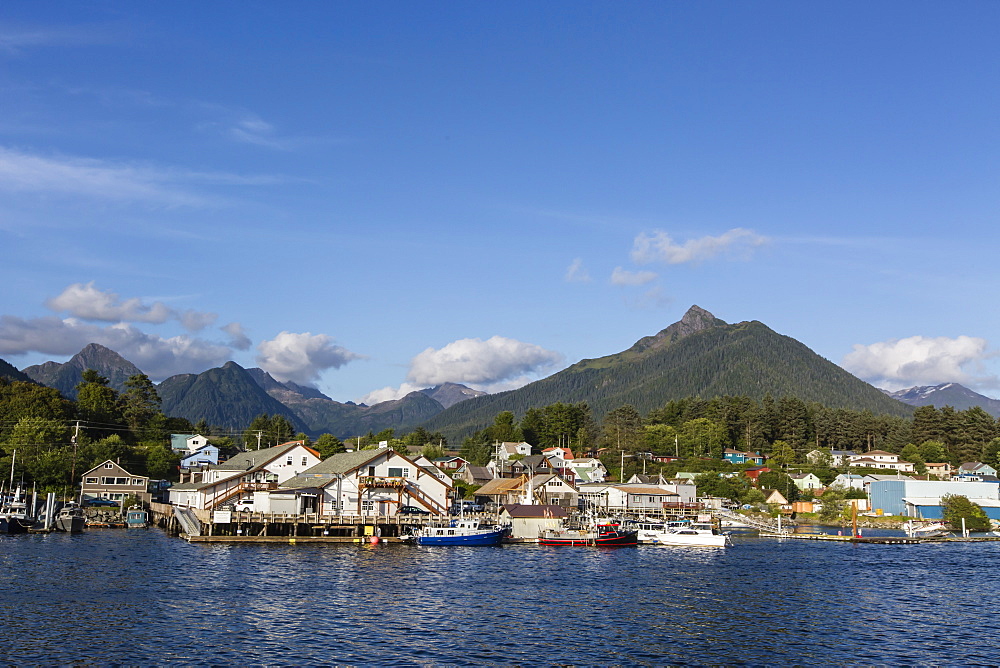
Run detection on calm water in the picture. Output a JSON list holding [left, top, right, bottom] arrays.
[[3, 527, 998, 666]]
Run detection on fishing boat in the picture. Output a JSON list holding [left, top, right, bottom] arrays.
[[1, 486, 34, 535], [903, 520, 949, 538], [125, 505, 149, 529], [54, 502, 86, 533], [633, 519, 689, 544], [654, 521, 730, 547], [539, 521, 638, 547], [405, 519, 508, 546]]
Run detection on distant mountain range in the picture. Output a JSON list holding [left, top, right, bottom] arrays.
[[4, 305, 928, 441], [883, 383, 1000, 418]]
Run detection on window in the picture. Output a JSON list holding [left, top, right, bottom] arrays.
[[286, 456, 293, 465], [85, 477, 98, 484], [132, 478, 143, 486], [104, 463, 113, 469], [361, 500, 374, 512], [388, 467, 409, 478], [301, 457, 308, 466]]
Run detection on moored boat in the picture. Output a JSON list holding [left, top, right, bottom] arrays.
[[539, 522, 638, 547], [125, 505, 149, 529], [54, 502, 86, 533], [1, 487, 34, 535], [406, 519, 508, 546], [904, 520, 949, 538], [654, 521, 730, 547]]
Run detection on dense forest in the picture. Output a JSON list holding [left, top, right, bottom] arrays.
[[3, 368, 999, 497]]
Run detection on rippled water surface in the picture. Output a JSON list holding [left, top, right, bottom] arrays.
[[3, 528, 999, 665]]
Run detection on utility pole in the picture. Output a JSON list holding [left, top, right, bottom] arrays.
[[256, 431, 263, 451]]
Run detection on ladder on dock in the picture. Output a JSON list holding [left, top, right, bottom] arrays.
[[714, 508, 791, 535]]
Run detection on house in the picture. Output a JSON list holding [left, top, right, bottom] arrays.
[[168, 440, 322, 510], [275, 447, 451, 517], [789, 472, 823, 491], [476, 474, 578, 508], [171, 433, 210, 454], [957, 462, 998, 478], [744, 466, 771, 482], [455, 465, 494, 487], [577, 483, 682, 513], [831, 473, 866, 491], [848, 450, 915, 473], [542, 446, 575, 464], [180, 443, 221, 468], [565, 458, 608, 484], [432, 455, 468, 472], [509, 455, 553, 477], [723, 449, 764, 465], [762, 489, 788, 506], [806, 449, 857, 466], [500, 503, 568, 540], [81, 460, 150, 504], [495, 441, 533, 462], [925, 462, 952, 479]]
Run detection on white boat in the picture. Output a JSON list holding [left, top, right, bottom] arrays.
[[55, 502, 86, 533], [654, 521, 730, 547], [904, 520, 949, 538], [633, 519, 690, 544]]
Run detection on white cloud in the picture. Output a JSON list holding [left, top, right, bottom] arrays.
[[842, 335, 996, 391], [221, 322, 252, 351], [565, 258, 592, 283], [360, 382, 425, 406], [610, 267, 658, 286], [631, 228, 768, 265], [0, 315, 232, 380], [256, 331, 365, 385], [407, 336, 563, 388], [45, 282, 217, 331]]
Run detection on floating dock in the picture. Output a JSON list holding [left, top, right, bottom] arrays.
[[760, 532, 1000, 544]]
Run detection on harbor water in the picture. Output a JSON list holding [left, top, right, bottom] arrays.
[[3, 527, 997, 666]]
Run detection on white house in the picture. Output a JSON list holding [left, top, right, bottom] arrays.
[[168, 440, 322, 510], [565, 457, 608, 484], [849, 450, 914, 473], [476, 473, 578, 508], [577, 483, 681, 512], [495, 441, 533, 461], [275, 447, 452, 517]]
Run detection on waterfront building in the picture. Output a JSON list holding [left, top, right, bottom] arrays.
[[499, 503, 568, 539], [276, 447, 451, 517], [476, 473, 579, 508], [81, 460, 151, 505], [867, 477, 1000, 519], [577, 483, 682, 513], [167, 440, 321, 510]]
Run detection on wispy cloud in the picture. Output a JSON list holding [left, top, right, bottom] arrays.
[[631, 228, 768, 265], [0, 146, 282, 207], [0, 25, 112, 54], [565, 258, 592, 283], [610, 267, 658, 286]]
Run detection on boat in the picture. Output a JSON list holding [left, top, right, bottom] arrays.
[[54, 502, 86, 533], [125, 505, 149, 529], [539, 521, 638, 547], [904, 520, 949, 538], [654, 521, 730, 547], [406, 519, 508, 546], [1, 486, 35, 535], [633, 519, 689, 544]]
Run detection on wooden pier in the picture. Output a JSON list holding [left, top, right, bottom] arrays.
[[760, 532, 1000, 544]]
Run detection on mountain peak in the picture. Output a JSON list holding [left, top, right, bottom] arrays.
[[628, 305, 727, 355]]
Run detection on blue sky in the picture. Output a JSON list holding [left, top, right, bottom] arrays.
[[3, 2, 1000, 404]]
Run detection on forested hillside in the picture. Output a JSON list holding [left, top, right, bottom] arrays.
[[423, 307, 911, 442]]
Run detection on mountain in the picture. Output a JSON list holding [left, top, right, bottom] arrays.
[[884, 383, 1000, 418], [21, 343, 143, 399], [420, 382, 487, 409], [420, 305, 913, 441], [0, 357, 36, 384], [158, 361, 307, 432], [245, 367, 446, 439]]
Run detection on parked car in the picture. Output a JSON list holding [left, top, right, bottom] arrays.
[[232, 500, 255, 512], [398, 505, 431, 515], [450, 501, 484, 514], [84, 498, 119, 507]]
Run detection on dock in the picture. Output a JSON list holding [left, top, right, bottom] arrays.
[[760, 532, 1000, 544]]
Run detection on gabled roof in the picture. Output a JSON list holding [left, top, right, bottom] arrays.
[[476, 477, 527, 496], [302, 447, 392, 476], [464, 466, 493, 481], [209, 441, 313, 473], [612, 485, 679, 496], [501, 503, 568, 519], [859, 450, 896, 457], [81, 459, 142, 478]]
